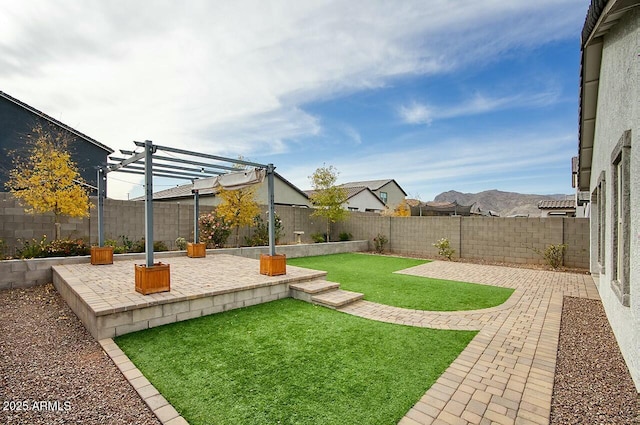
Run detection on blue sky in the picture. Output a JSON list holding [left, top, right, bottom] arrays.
[[0, 1, 588, 200]]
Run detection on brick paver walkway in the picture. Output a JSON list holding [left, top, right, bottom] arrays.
[[338, 261, 599, 425]]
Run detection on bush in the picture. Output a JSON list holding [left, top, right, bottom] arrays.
[[175, 237, 188, 250], [104, 239, 126, 254], [533, 243, 567, 269], [245, 214, 284, 246], [15, 236, 90, 259], [338, 232, 352, 241], [130, 238, 146, 253], [153, 241, 169, 252], [311, 233, 326, 243], [373, 234, 388, 254], [199, 209, 231, 248], [433, 238, 455, 261], [16, 236, 48, 259], [45, 239, 90, 257], [0, 239, 7, 259]]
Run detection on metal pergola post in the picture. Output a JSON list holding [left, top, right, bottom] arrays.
[[193, 189, 200, 243], [97, 167, 105, 247], [267, 164, 276, 256], [144, 140, 155, 267]]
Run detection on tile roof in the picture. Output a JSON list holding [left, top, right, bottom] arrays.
[[339, 179, 408, 196], [537, 199, 576, 209], [0, 90, 113, 153]]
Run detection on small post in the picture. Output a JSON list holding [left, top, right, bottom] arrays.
[[193, 189, 200, 243], [144, 140, 155, 267], [97, 167, 105, 247], [267, 164, 276, 256]]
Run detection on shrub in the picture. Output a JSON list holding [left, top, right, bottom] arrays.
[[153, 241, 169, 252], [45, 239, 90, 257], [130, 238, 146, 253], [338, 232, 352, 241], [533, 243, 567, 269], [433, 238, 455, 261], [373, 234, 388, 254], [175, 237, 188, 250], [311, 233, 326, 243], [16, 236, 48, 259], [245, 214, 284, 246], [104, 239, 126, 254], [199, 209, 231, 248], [0, 239, 7, 259]]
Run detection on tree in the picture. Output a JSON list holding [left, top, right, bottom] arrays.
[[216, 185, 260, 248], [5, 124, 91, 240], [308, 165, 349, 242], [393, 199, 411, 217]]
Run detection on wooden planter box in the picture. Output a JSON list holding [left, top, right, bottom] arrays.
[[260, 254, 286, 276], [187, 242, 206, 258], [135, 263, 171, 295], [91, 246, 114, 265]]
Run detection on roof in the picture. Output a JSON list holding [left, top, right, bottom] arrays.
[[134, 171, 308, 201], [339, 179, 408, 196], [0, 90, 113, 154], [577, 0, 640, 191], [305, 185, 386, 207], [537, 199, 576, 210]]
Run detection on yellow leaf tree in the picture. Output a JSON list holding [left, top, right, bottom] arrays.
[[216, 186, 260, 248], [392, 199, 411, 217], [5, 124, 91, 240]]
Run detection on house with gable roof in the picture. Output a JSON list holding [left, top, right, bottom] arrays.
[[338, 179, 407, 211], [577, 0, 640, 390], [134, 171, 310, 208], [0, 91, 113, 193]]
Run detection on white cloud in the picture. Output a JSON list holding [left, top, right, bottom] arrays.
[[399, 88, 562, 124]]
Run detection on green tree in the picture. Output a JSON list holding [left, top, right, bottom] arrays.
[[5, 124, 91, 240], [308, 165, 349, 242]]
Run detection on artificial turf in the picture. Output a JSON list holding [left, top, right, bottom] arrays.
[[115, 299, 477, 425], [287, 253, 513, 311]]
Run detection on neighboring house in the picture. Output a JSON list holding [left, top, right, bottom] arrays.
[[0, 91, 113, 193], [134, 172, 310, 207], [408, 200, 474, 217], [304, 186, 386, 213], [537, 199, 576, 217], [577, 0, 639, 390], [339, 179, 407, 211], [571, 156, 591, 217]]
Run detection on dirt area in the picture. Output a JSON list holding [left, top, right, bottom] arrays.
[[0, 284, 160, 425]]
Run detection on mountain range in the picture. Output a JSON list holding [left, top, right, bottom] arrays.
[[432, 190, 573, 217]]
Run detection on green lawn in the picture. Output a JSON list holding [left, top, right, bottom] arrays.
[[116, 299, 477, 425], [288, 253, 513, 311]]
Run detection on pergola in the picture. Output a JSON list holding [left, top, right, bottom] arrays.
[[97, 140, 277, 268]]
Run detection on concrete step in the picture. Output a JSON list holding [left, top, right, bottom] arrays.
[[311, 289, 364, 309], [290, 280, 340, 294]]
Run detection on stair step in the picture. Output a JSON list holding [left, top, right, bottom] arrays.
[[311, 289, 364, 309], [290, 280, 340, 294]]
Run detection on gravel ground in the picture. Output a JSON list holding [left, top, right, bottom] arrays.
[[0, 284, 160, 425], [1, 284, 638, 424], [550, 296, 639, 424]]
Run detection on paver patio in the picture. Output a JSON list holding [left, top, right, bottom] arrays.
[[338, 261, 599, 425]]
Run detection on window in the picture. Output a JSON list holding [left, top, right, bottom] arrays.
[[380, 192, 388, 204], [596, 171, 606, 272], [610, 130, 631, 306]]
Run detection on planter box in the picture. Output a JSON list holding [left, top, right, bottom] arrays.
[[135, 263, 171, 295], [91, 246, 114, 265], [187, 242, 206, 258], [260, 254, 286, 276]]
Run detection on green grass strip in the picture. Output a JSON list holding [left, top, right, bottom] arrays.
[[288, 253, 513, 311], [116, 299, 476, 425]]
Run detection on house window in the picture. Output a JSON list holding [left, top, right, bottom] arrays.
[[610, 130, 631, 307], [596, 171, 606, 272], [380, 192, 388, 204]]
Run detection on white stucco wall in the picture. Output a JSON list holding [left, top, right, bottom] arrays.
[[589, 8, 639, 390], [345, 190, 385, 212]]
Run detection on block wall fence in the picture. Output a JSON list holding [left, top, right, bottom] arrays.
[[0, 192, 589, 269]]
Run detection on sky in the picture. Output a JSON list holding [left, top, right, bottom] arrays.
[[1, 0, 589, 201]]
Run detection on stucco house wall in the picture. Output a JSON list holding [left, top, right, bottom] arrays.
[[372, 180, 406, 210], [345, 190, 385, 212], [584, 5, 639, 389]]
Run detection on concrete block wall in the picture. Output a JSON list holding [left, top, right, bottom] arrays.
[[563, 218, 590, 269]]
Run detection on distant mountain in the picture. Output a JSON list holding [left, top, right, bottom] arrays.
[[432, 190, 572, 217]]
